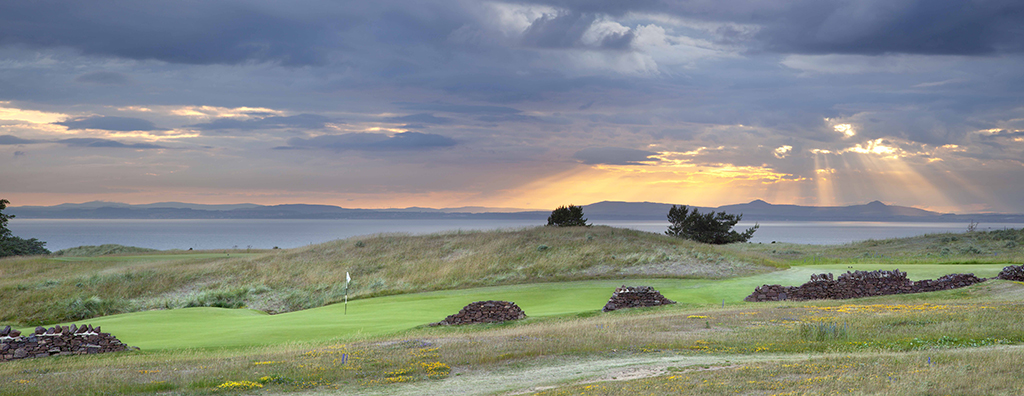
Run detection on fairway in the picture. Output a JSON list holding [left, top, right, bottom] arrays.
[[36, 263, 1007, 351]]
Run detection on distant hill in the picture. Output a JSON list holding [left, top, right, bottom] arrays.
[[8, 200, 1024, 222]]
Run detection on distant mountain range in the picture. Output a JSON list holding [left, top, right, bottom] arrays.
[[8, 200, 1024, 223]]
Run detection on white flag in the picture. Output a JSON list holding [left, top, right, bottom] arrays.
[[346, 272, 351, 284]]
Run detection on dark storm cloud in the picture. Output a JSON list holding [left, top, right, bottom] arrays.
[[755, 0, 1024, 55], [526, 0, 1024, 55], [57, 138, 166, 149], [573, 147, 658, 165], [521, 11, 635, 50], [384, 113, 453, 125], [0, 1, 335, 65], [283, 132, 457, 151], [74, 71, 130, 85], [55, 116, 163, 132], [0, 135, 39, 145], [188, 114, 339, 131]]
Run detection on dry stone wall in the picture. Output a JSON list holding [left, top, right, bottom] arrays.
[[745, 270, 987, 302], [602, 286, 676, 312], [997, 264, 1024, 281], [430, 301, 526, 326], [1, 324, 133, 362]]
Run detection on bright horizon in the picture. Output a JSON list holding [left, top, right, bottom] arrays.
[[2, 2, 1022, 215]]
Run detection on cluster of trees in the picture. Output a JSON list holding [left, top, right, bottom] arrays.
[[0, 199, 50, 258], [547, 203, 757, 244]]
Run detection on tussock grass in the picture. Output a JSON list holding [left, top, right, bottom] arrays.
[[0, 226, 775, 325], [53, 244, 158, 257]]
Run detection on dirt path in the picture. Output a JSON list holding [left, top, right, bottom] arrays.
[[281, 353, 805, 396], [272, 345, 1024, 395]]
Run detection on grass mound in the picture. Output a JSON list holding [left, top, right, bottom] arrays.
[[0, 226, 775, 325], [53, 244, 158, 257]]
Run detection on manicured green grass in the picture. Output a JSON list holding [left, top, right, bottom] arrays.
[[18, 263, 1007, 351]]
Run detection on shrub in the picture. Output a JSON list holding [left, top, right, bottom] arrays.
[[58, 296, 125, 321], [799, 321, 848, 341], [0, 236, 51, 257], [665, 205, 758, 244], [546, 205, 589, 227], [184, 288, 251, 309]]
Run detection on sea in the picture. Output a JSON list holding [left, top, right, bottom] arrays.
[[9, 219, 1024, 252]]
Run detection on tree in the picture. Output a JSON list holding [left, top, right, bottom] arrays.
[[665, 205, 758, 244], [0, 199, 50, 257], [547, 204, 590, 227], [0, 198, 13, 239]]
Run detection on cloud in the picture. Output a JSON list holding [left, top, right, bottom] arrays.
[[754, 0, 1024, 56], [384, 113, 453, 125], [0, 134, 39, 145], [525, 0, 1024, 56], [283, 132, 457, 151], [394, 102, 522, 115], [573, 147, 658, 165], [0, 1, 333, 65], [188, 114, 339, 131], [74, 71, 130, 85], [57, 138, 166, 149], [521, 11, 636, 50], [13, 151, 25, 157], [55, 116, 162, 131]]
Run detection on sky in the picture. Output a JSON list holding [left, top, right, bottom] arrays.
[[1, 0, 1023, 213]]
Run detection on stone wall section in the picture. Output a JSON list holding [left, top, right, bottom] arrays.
[[1, 324, 132, 362], [602, 285, 676, 312], [430, 301, 526, 326], [745, 270, 987, 302], [997, 264, 1024, 281]]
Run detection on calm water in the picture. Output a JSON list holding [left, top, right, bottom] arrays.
[[8, 218, 1024, 251]]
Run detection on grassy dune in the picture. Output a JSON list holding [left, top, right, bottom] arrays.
[[0, 226, 775, 325], [4, 225, 1019, 326]]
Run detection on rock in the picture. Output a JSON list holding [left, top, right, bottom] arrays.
[[602, 286, 676, 312], [431, 301, 527, 326], [745, 269, 987, 302]]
